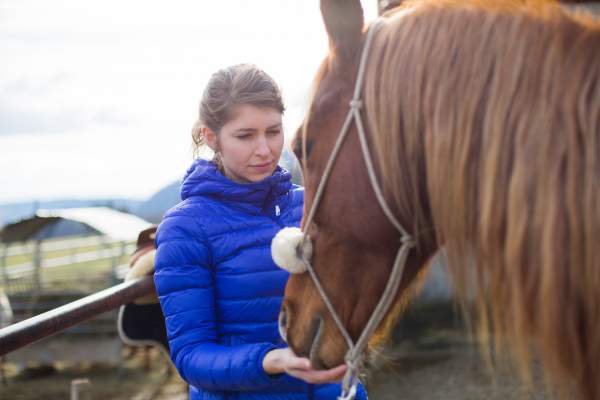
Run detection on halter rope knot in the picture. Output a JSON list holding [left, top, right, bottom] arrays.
[[349, 99, 363, 110]]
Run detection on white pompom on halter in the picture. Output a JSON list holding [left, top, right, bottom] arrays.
[[271, 227, 312, 274]]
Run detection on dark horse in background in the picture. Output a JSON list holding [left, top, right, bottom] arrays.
[[281, 1, 600, 399]]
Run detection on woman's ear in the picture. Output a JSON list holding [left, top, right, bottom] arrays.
[[202, 127, 218, 151]]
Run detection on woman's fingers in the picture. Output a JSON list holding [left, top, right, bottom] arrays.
[[278, 348, 347, 383], [278, 348, 311, 370], [286, 363, 347, 384], [285, 356, 311, 370]]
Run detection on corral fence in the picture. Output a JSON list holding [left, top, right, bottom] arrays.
[[0, 234, 146, 363], [1, 235, 133, 296], [0, 275, 154, 356]]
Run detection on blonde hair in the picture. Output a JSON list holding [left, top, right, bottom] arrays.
[[191, 64, 285, 157]]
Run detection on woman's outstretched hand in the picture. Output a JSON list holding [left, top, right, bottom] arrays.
[[262, 348, 347, 384]]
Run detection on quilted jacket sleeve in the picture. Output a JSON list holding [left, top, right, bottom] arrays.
[[154, 212, 283, 392]]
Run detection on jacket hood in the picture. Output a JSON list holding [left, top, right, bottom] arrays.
[[180, 158, 293, 206]]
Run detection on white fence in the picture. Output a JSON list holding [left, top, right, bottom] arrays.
[[0, 235, 135, 294]]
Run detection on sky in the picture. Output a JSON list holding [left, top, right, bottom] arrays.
[[0, 0, 377, 204]]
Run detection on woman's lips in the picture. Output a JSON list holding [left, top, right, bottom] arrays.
[[250, 161, 273, 173]]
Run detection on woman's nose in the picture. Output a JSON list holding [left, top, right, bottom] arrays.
[[255, 137, 270, 157]]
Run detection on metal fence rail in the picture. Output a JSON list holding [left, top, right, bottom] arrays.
[[0, 276, 154, 356]]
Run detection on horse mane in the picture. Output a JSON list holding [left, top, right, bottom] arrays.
[[363, 1, 600, 398]]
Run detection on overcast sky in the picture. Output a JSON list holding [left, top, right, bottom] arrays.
[[0, 0, 377, 204]]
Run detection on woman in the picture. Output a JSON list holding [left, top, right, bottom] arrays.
[[153, 64, 367, 400]]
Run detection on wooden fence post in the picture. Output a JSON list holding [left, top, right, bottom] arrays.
[[70, 378, 91, 400], [0, 245, 8, 289], [33, 240, 42, 293]]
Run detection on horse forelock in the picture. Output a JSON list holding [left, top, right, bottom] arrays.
[[363, 1, 600, 398]]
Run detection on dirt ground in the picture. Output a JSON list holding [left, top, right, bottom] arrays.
[[0, 348, 187, 400], [367, 342, 554, 400], [1, 303, 563, 400], [366, 302, 560, 400]]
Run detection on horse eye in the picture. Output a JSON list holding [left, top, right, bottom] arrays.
[[292, 137, 302, 158], [292, 137, 314, 162]]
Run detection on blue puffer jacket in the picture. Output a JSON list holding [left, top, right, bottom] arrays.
[[154, 159, 366, 400]]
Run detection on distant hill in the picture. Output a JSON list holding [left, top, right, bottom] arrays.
[[0, 188, 179, 230], [0, 198, 142, 228], [134, 181, 181, 224], [0, 153, 303, 228]]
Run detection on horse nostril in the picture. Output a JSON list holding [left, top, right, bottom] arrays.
[[278, 308, 288, 342]]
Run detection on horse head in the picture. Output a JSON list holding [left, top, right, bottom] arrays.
[[278, 0, 438, 370], [277, 2, 600, 399]]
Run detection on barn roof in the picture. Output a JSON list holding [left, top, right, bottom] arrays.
[[0, 207, 152, 243]]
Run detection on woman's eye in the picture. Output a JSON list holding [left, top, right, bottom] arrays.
[[267, 130, 281, 136], [236, 134, 251, 139]]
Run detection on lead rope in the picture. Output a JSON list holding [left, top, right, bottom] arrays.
[[298, 20, 415, 400]]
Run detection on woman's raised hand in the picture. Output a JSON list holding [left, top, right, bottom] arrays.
[[262, 348, 347, 384]]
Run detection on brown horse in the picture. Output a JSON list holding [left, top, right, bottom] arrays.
[[281, 0, 600, 399]]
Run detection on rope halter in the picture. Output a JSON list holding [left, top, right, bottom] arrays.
[[271, 19, 415, 400]]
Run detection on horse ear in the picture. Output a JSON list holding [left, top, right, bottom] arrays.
[[321, 0, 364, 63]]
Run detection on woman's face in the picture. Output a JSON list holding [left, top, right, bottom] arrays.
[[206, 104, 284, 183]]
